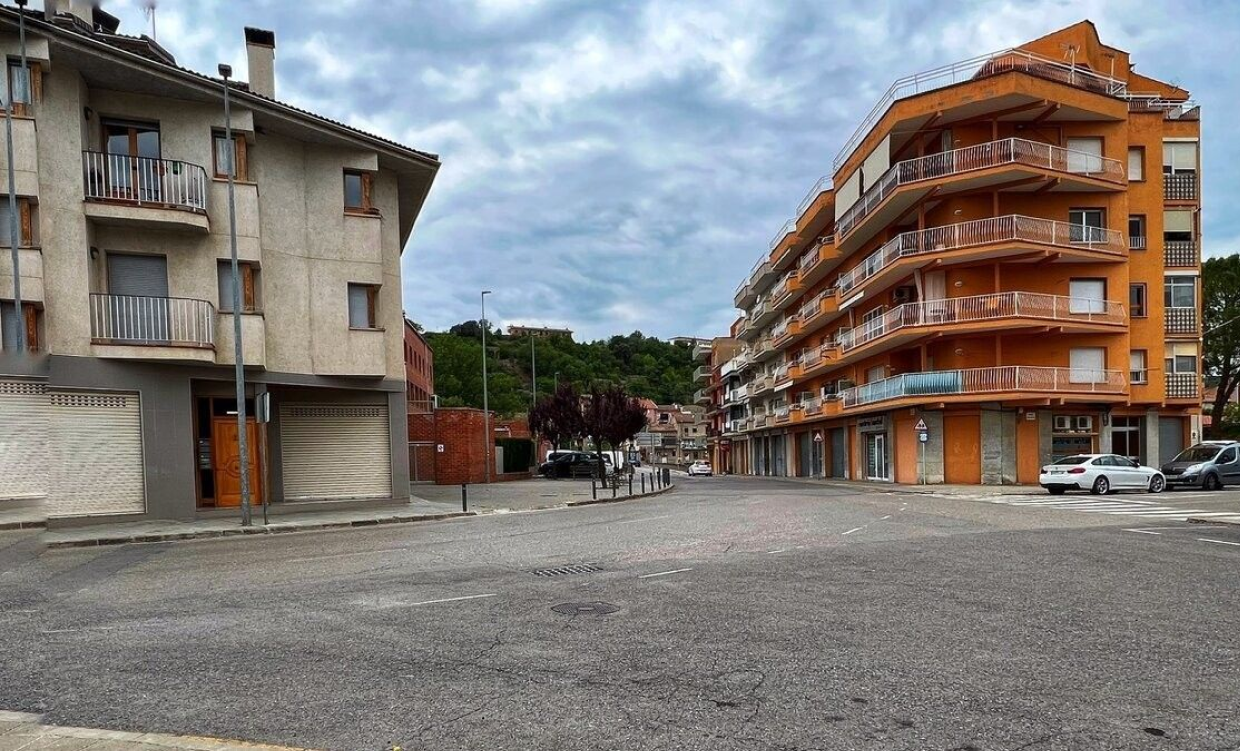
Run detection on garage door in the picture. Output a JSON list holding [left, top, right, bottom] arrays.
[[1158, 417, 1185, 465], [280, 403, 392, 501], [0, 379, 48, 503], [47, 390, 145, 518]]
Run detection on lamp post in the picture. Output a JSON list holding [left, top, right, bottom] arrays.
[[481, 291, 492, 484], [4, 0, 28, 352], [529, 333, 537, 408], [220, 64, 252, 526]]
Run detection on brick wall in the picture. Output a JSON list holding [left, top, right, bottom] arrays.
[[407, 408, 535, 485]]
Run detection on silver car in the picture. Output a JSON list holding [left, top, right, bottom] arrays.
[[1039, 453, 1166, 495]]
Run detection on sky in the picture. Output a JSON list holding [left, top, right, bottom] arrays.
[[74, 0, 1240, 341]]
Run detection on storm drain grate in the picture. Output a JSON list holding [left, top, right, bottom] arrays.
[[552, 602, 620, 616], [532, 563, 601, 577]]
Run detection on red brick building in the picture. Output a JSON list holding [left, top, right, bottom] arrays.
[[408, 407, 536, 484], [404, 318, 435, 413]]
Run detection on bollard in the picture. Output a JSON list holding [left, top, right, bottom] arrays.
[[641, 475, 646, 493], [591, 476, 597, 500], [628, 473, 633, 496], [612, 478, 617, 498], [461, 484, 468, 513]]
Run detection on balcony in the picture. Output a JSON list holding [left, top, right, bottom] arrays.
[[753, 414, 769, 429], [841, 366, 1126, 411], [1165, 372, 1199, 400], [751, 374, 774, 395], [725, 385, 749, 404], [797, 235, 838, 288], [694, 388, 710, 405], [1165, 307, 1198, 335], [771, 315, 801, 347], [82, 152, 210, 233], [89, 293, 216, 361], [835, 216, 1126, 300], [800, 397, 824, 417], [1164, 172, 1198, 201], [836, 292, 1126, 358], [749, 299, 779, 329], [835, 48, 1127, 172], [694, 365, 712, 381], [836, 139, 1126, 252], [796, 176, 833, 222], [734, 279, 754, 309], [770, 270, 802, 310], [794, 345, 839, 382], [1164, 240, 1198, 268], [1129, 236, 1147, 251], [752, 337, 778, 362], [770, 218, 797, 251], [774, 406, 792, 425]]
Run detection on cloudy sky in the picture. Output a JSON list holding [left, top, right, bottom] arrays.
[[82, 0, 1240, 340]]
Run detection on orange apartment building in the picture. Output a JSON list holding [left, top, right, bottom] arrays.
[[716, 22, 1202, 485]]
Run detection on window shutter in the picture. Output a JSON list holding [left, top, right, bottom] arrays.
[[361, 173, 374, 211], [1163, 210, 1193, 234], [241, 264, 256, 311], [236, 137, 249, 182], [1127, 148, 1143, 181], [23, 304, 36, 350], [348, 285, 369, 328], [29, 63, 41, 102], [19, 198, 31, 245]]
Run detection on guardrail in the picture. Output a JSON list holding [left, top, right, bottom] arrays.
[[89, 293, 216, 348], [841, 366, 1126, 408], [82, 151, 208, 213], [837, 138, 1125, 240]]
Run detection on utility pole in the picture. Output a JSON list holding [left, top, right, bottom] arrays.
[[530, 333, 537, 408], [5, 0, 28, 352], [481, 291, 492, 484], [220, 64, 252, 526]]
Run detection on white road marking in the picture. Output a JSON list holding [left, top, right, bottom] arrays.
[[42, 626, 120, 634], [407, 593, 498, 607], [1123, 529, 1162, 535], [880, 515, 892, 520], [638, 567, 693, 579], [1104, 509, 1206, 516], [766, 549, 787, 555], [842, 527, 865, 536], [1198, 538, 1240, 547]]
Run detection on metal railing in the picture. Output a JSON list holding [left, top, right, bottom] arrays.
[[836, 215, 1125, 296], [801, 397, 823, 416], [694, 388, 709, 404], [726, 386, 749, 403], [751, 374, 773, 393], [771, 270, 799, 302], [774, 405, 792, 423], [837, 138, 1125, 239], [1166, 372, 1199, 399], [837, 292, 1126, 352], [796, 176, 833, 218], [1130, 369, 1149, 385], [1166, 307, 1198, 334], [1126, 95, 1198, 118], [89, 293, 216, 348], [773, 363, 790, 381], [694, 365, 711, 381], [1129, 236, 1147, 250], [771, 317, 793, 341], [1164, 240, 1198, 267], [1164, 172, 1198, 201], [753, 414, 769, 428], [835, 48, 1126, 170], [770, 219, 797, 250], [841, 366, 1126, 408], [82, 151, 208, 213]]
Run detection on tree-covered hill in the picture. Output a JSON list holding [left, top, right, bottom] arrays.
[[422, 321, 698, 416]]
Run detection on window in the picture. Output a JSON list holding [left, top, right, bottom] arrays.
[[865, 365, 885, 384], [1127, 147, 1144, 181], [344, 170, 375, 214], [0, 196, 33, 247], [0, 300, 36, 350], [212, 131, 248, 180], [217, 261, 260, 312], [4, 60, 35, 115], [1069, 347, 1106, 383], [1129, 284, 1147, 318], [1128, 215, 1146, 249], [1165, 343, 1198, 374], [1162, 141, 1198, 175], [1130, 351, 1148, 384], [348, 283, 379, 328], [1163, 210, 1193, 242], [1069, 279, 1106, 314], [1068, 208, 1105, 243], [1164, 276, 1196, 309], [1066, 137, 1103, 174]]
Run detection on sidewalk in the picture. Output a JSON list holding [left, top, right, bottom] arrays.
[[0, 710, 313, 750], [412, 470, 669, 512], [751, 475, 1041, 497]]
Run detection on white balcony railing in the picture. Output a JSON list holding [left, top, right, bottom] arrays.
[[770, 218, 797, 250], [83, 151, 208, 213], [837, 138, 1125, 239], [796, 176, 833, 218], [841, 366, 1126, 408], [836, 215, 1126, 297], [835, 48, 1127, 170], [837, 292, 1126, 352], [89, 293, 216, 348]]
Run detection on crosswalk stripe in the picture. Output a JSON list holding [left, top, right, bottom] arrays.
[[1172, 511, 1240, 517], [1102, 509, 1205, 516]]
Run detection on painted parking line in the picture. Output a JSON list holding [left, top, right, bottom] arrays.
[[638, 567, 693, 579], [408, 593, 498, 606], [842, 527, 865, 536], [1198, 538, 1240, 547], [1122, 529, 1162, 535]]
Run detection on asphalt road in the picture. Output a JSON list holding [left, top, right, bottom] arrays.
[[2, 477, 1239, 750]]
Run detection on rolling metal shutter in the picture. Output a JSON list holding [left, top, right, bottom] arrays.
[[280, 403, 392, 501], [47, 390, 145, 518], [0, 379, 48, 502]]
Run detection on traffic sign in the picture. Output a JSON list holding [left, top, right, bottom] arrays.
[[813, 432, 824, 443], [914, 419, 927, 432]]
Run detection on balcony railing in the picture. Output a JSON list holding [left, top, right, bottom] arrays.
[[1129, 236, 1147, 250], [796, 176, 833, 218], [694, 365, 711, 381], [837, 292, 1126, 352], [1164, 172, 1198, 201], [773, 363, 790, 382], [693, 388, 709, 404], [1166, 372, 1199, 399], [1164, 240, 1198, 267], [753, 414, 769, 428], [726, 386, 749, 403], [1165, 307, 1198, 334], [83, 151, 208, 213], [836, 216, 1125, 297], [770, 219, 797, 250], [771, 270, 799, 302], [801, 397, 823, 416], [835, 48, 1126, 171], [837, 138, 1125, 240], [840, 366, 1126, 409], [774, 406, 791, 424], [89, 293, 216, 348]]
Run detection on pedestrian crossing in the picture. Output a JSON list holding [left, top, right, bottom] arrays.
[[982, 493, 1240, 524]]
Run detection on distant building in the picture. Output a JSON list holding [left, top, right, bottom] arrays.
[[508, 325, 573, 340], [404, 319, 435, 413], [670, 336, 710, 348]]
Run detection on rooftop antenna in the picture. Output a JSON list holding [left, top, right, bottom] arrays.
[[141, 0, 158, 40]]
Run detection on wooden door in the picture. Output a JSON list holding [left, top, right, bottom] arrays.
[[211, 417, 263, 507], [944, 414, 981, 484]]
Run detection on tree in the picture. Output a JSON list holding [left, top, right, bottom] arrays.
[[529, 384, 585, 451], [1204, 255, 1240, 432], [583, 385, 649, 479]]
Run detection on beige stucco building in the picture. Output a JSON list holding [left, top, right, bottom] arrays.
[[0, 3, 438, 525]]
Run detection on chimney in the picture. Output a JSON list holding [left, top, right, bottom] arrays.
[[45, 0, 97, 27], [244, 27, 276, 99]]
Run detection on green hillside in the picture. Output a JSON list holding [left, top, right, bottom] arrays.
[[422, 322, 698, 416]]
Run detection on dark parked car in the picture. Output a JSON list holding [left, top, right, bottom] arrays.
[[538, 452, 602, 479]]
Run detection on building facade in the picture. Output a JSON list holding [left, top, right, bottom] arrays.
[[507, 325, 572, 340], [696, 337, 739, 472], [404, 319, 434, 413], [0, 4, 438, 524], [722, 22, 1201, 484]]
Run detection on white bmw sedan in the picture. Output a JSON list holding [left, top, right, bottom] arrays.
[[1039, 453, 1166, 495]]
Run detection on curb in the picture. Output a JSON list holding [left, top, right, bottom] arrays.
[[1187, 516, 1240, 527], [0, 519, 47, 531], [45, 511, 476, 549], [566, 483, 676, 507]]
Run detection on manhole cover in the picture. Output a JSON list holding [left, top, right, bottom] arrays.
[[532, 563, 601, 577], [551, 602, 620, 616]]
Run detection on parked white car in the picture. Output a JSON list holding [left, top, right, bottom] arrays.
[[1039, 453, 1166, 495], [687, 461, 713, 477]]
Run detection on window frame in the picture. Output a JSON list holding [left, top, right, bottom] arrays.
[[1162, 140, 1198, 175], [347, 282, 380, 330], [1127, 146, 1145, 182], [1164, 276, 1196, 309], [217, 260, 260, 313], [1128, 215, 1146, 249], [1129, 283, 1147, 318], [343, 170, 378, 216], [211, 130, 249, 181], [1130, 350, 1148, 384], [0, 196, 35, 247], [3, 59, 39, 116]]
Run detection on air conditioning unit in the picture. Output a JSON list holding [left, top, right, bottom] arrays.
[[1053, 415, 1072, 431], [1074, 415, 1094, 431], [892, 286, 916, 305], [838, 379, 856, 390]]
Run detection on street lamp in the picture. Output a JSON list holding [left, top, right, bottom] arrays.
[[4, 0, 28, 352], [220, 63, 252, 526], [529, 333, 537, 409], [481, 291, 492, 484]]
